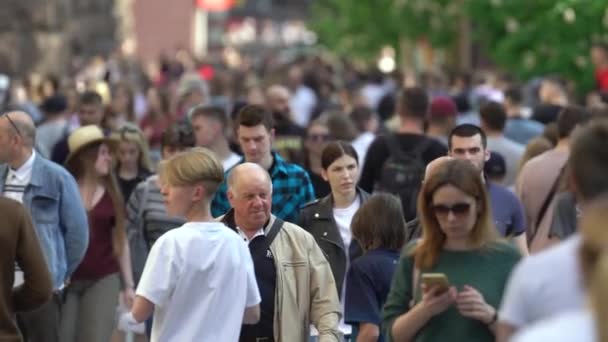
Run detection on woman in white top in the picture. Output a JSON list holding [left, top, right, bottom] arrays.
[[514, 195, 608, 342], [299, 141, 370, 339]]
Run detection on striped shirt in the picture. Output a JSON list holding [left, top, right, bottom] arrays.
[[3, 151, 36, 204], [211, 152, 316, 223]]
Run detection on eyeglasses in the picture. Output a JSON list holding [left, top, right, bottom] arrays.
[[3, 113, 22, 138], [431, 202, 472, 217], [306, 134, 331, 142]]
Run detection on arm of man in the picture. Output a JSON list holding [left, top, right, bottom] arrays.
[[308, 237, 341, 342], [131, 295, 155, 323], [510, 195, 529, 256], [60, 172, 89, 279], [357, 323, 380, 342], [13, 203, 53, 312], [358, 137, 383, 193], [132, 236, 178, 322], [497, 260, 531, 342]]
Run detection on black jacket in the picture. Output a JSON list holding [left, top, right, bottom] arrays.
[[298, 188, 370, 299]]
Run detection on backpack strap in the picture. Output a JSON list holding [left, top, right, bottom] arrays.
[[137, 176, 155, 249], [384, 133, 403, 157], [251, 217, 284, 260], [385, 134, 432, 159]]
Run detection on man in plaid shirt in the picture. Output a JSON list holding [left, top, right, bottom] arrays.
[[211, 104, 315, 223]]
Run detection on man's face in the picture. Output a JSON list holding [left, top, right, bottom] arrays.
[[268, 92, 290, 115], [228, 174, 272, 230], [78, 103, 104, 126], [192, 115, 218, 148], [449, 134, 489, 172], [238, 125, 273, 164]]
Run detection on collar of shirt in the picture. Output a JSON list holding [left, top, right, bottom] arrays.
[[8, 151, 36, 182], [236, 226, 265, 244]]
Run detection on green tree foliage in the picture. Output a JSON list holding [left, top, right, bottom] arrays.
[[310, 0, 608, 92]]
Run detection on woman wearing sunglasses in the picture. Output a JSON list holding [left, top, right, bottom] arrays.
[[382, 159, 521, 342]]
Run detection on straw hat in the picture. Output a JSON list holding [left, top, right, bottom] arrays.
[[64, 125, 107, 166]]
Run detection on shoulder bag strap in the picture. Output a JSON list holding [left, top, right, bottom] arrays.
[[534, 165, 567, 231], [252, 217, 284, 260]]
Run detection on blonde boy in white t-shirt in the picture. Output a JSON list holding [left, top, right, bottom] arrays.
[[128, 148, 261, 341]]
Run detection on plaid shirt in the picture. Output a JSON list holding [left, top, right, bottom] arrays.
[[211, 152, 316, 223]]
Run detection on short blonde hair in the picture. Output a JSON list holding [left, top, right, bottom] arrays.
[[159, 147, 224, 197]]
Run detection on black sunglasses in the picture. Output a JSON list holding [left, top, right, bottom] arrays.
[[431, 202, 472, 217], [3, 113, 22, 138]]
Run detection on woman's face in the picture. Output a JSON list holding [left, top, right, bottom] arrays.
[[94, 143, 113, 176], [118, 140, 140, 169], [431, 184, 479, 242], [305, 124, 330, 155], [322, 154, 359, 198]]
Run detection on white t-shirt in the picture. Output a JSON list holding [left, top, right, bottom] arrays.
[[333, 196, 361, 336], [513, 309, 595, 342], [333, 197, 361, 257], [351, 132, 376, 167], [499, 235, 585, 328], [222, 152, 242, 172], [137, 222, 261, 342]]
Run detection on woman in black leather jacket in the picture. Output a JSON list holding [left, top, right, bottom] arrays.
[[299, 141, 370, 337]]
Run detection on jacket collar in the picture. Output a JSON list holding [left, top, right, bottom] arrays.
[[220, 208, 275, 235], [315, 187, 370, 220], [28, 154, 47, 187], [0, 153, 46, 191]]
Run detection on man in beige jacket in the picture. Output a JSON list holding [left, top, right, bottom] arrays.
[[219, 162, 341, 342]]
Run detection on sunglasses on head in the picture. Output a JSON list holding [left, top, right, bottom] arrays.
[[307, 134, 331, 142], [3, 113, 22, 138], [431, 202, 472, 217]]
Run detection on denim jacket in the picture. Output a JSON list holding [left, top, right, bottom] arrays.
[[0, 155, 89, 289]]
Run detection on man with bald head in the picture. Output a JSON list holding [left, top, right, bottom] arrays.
[[0, 111, 88, 342], [220, 163, 341, 342]]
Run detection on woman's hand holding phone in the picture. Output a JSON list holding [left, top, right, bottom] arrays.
[[418, 283, 458, 317]]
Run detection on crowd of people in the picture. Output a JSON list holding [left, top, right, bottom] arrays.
[[2, 44, 608, 342]]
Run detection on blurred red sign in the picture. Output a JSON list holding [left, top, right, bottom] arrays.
[[196, 0, 235, 11]]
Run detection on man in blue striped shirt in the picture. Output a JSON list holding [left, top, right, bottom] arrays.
[[212, 104, 315, 223]]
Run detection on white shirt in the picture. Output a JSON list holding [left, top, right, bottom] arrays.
[[513, 309, 595, 342], [289, 85, 317, 128], [137, 222, 261, 342], [499, 235, 585, 328], [333, 196, 361, 336], [3, 151, 36, 203], [236, 226, 265, 245], [222, 152, 242, 172], [333, 197, 361, 256], [351, 132, 376, 167]]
